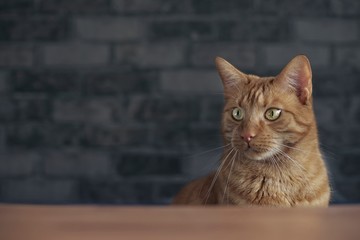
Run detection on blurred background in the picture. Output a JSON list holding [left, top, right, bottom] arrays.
[[0, 0, 359, 204]]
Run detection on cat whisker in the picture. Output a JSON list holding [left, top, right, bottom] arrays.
[[318, 143, 337, 156], [269, 137, 332, 156], [222, 150, 237, 204], [269, 155, 283, 177], [276, 142, 323, 156], [207, 91, 227, 96], [274, 148, 307, 172], [204, 148, 235, 204], [188, 144, 231, 158], [223, 151, 236, 171], [253, 139, 322, 157]]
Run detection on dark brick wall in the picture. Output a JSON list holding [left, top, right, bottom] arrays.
[[0, 0, 359, 204]]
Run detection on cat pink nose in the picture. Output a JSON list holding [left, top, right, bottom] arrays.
[[241, 133, 255, 143]]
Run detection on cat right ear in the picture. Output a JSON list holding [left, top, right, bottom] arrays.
[[215, 57, 248, 91], [276, 55, 312, 105]]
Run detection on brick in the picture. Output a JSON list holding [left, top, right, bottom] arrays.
[[313, 98, 346, 126], [213, 0, 253, 12], [6, 123, 48, 147], [232, 17, 291, 42], [43, 43, 109, 66], [312, 71, 346, 97], [192, 0, 252, 13], [349, 97, 360, 125], [0, 0, 34, 13], [314, 98, 347, 148], [14, 96, 51, 121], [335, 47, 360, 69], [334, 180, 360, 202], [191, 0, 212, 13], [125, 96, 200, 123], [112, 44, 138, 65], [330, 0, 360, 16], [11, 70, 81, 94], [201, 96, 223, 123], [343, 128, 360, 148], [6, 123, 147, 148], [0, 45, 33, 67], [184, 147, 220, 178], [253, 18, 290, 41], [75, 17, 142, 41], [84, 71, 157, 95], [221, 18, 290, 41], [0, 71, 8, 92], [115, 42, 186, 67], [295, 19, 359, 42], [191, 43, 255, 69], [80, 124, 148, 147], [40, 0, 109, 13], [121, 127, 150, 147], [6, 123, 83, 148], [0, 16, 68, 41], [112, 0, 192, 13], [53, 98, 113, 124], [339, 151, 360, 177], [0, 152, 39, 177], [116, 152, 182, 176], [317, 126, 344, 148], [254, 0, 331, 16], [151, 123, 191, 149], [44, 150, 112, 179], [0, 98, 15, 122], [161, 70, 222, 93], [263, 44, 330, 68], [1, 179, 77, 203], [189, 124, 222, 150], [343, 72, 360, 96], [78, 180, 155, 204], [149, 21, 214, 41], [0, 126, 5, 151]]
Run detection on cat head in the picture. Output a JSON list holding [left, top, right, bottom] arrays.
[[215, 55, 315, 161]]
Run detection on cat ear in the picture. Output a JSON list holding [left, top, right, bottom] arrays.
[[276, 55, 312, 105], [215, 57, 248, 91]]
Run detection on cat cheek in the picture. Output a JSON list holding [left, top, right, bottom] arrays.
[[231, 132, 248, 150]]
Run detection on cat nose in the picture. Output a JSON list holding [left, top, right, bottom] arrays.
[[241, 133, 255, 143]]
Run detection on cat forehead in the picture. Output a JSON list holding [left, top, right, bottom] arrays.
[[236, 76, 276, 106]]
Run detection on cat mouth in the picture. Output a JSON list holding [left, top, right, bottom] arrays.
[[231, 141, 281, 161], [242, 146, 280, 161]]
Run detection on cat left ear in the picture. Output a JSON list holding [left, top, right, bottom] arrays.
[[215, 57, 248, 91], [276, 55, 312, 105]]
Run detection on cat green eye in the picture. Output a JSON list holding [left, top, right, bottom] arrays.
[[265, 108, 282, 121], [232, 107, 244, 121]]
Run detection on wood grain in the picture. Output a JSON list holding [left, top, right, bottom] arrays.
[[0, 204, 359, 240]]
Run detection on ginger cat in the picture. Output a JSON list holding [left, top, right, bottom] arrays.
[[173, 55, 330, 207]]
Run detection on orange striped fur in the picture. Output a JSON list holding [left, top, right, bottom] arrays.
[[173, 55, 330, 207]]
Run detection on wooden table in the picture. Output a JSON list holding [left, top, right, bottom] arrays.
[[0, 204, 359, 240]]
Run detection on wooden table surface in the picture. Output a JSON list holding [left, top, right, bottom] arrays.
[[0, 204, 359, 240]]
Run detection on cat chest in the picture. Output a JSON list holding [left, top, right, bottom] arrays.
[[228, 175, 300, 206]]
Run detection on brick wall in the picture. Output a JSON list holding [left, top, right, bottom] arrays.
[[0, 0, 359, 204]]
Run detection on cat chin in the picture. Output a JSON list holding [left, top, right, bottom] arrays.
[[243, 149, 280, 162], [231, 143, 281, 161], [245, 154, 270, 161]]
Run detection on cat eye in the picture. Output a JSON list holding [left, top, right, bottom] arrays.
[[265, 108, 282, 121], [232, 107, 244, 121]]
